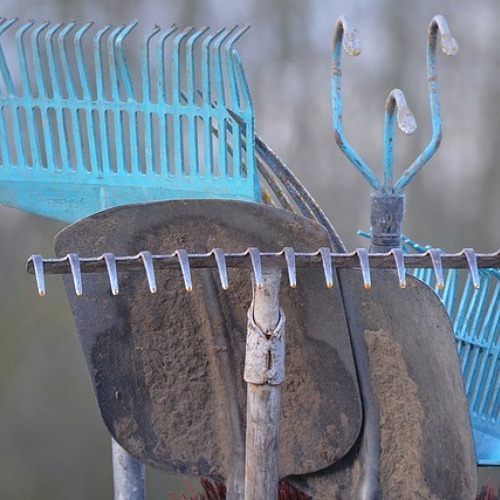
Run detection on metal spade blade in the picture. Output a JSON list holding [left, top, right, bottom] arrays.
[[290, 270, 477, 500], [54, 200, 362, 483]]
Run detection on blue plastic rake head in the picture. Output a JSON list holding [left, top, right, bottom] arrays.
[[402, 236, 500, 465], [0, 19, 260, 222]]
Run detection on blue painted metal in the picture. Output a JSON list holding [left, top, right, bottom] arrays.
[[332, 15, 457, 196], [0, 19, 260, 222]]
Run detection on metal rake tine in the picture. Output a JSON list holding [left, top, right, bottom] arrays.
[[320, 247, 334, 288], [332, 16, 382, 193], [384, 89, 417, 192], [463, 248, 480, 289], [394, 15, 458, 193], [30, 255, 46, 297], [283, 247, 297, 288], [175, 249, 193, 293], [248, 248, 263, 289], [212, 248, 229, 290], [356, 248, 371, 289], [67, 253, 83, 296], [102, 253, 119, 295], [428, 248, 445, 290], [139, 251, 157, 293], [391, 248, 406, 288]]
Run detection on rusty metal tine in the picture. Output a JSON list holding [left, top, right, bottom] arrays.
[[103, 253, 119, 295], [175, 249, 192, 293], [68, 253, 83, 296], [463, 248, 480, 289], [212, 248, 229, 290], [320, 247, 333, 288], [283, 247, 297, 288], [248, 248, 263, 289], [139, 251, 157, 293], [356, 248, 371, 289], [391, 248, 406, 288], [30, 254, 46, 297], [428, 248, 445, 290]]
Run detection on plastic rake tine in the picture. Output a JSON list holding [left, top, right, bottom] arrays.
[[68, 253, 83, 296], [356, 248, 371, 289], [393, 15, 458, 193], [139, 251, 157, 293], [31, 254, 46, 297], [175, 249, 192, 293], [320, 247, 334, 288], [248, 248, 263, 289], [103, 253, 119, 295], [391, 248, 406, 288], [463, 248, 480, 289], [283, 247, 297, 288], [212, 248, 229, 290]]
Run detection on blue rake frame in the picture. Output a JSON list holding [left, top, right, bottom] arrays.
[[0, 19, 260, 222]]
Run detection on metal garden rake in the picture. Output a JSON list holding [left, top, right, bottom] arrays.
[[23, 13, 500, 500]]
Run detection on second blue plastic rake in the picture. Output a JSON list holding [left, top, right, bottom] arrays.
[[0, 19, 260, 222], [402, 236, 500, 465]]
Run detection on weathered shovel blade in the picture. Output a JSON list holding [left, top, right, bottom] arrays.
[[291, 270, 477, 499], [55, 200, 362, 480]]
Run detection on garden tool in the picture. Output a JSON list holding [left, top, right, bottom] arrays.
[[0, 18, 260, 498], [287, 15, 477, 499], [402, 236, 500, 466], [22, 12, 500, 500]]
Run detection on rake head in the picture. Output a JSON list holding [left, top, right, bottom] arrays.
[[0, 19, 259, 222]]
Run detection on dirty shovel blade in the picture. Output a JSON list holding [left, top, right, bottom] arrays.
[[291, 270, 477, 500], [55, 200, 362, 481]]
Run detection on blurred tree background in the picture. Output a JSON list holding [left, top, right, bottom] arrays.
[[0, 0, 498, 498]]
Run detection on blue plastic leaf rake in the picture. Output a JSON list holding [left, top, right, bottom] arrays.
[[401, 236, 500, 465], [0, 19, 260, 222]]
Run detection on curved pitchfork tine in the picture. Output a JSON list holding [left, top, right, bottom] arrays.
[[384, 89, 417, 192], [332, 16, 382, 192], [394, 15, 458, 193]]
